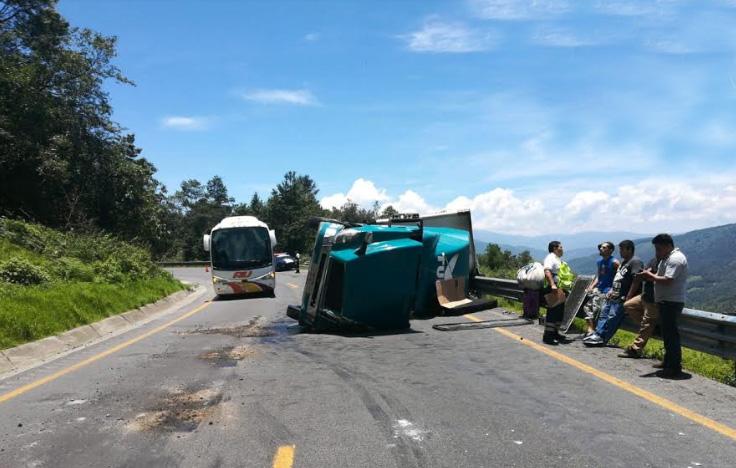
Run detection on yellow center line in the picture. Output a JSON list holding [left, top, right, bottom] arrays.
[[272, 444, 295, 468], [0, 301, 212, 404], [463, 313, 736, 442]]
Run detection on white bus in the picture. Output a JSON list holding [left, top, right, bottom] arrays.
[[202, 216, 277, 296]]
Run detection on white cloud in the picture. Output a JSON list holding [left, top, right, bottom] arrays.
[[320, 178, 389, 209], [594, 1, 663, 17], [470, 0, 570, 20], [445, 188, 545, 234], [402, 19, 496, 53], [160, 116, 210, 131], [320, 193, 349, 210], [532, 28, 598, 48], [564, 191, 611, 219], [394, 190, 434, 213], [644, 38, 697, 55], [240, 89, 318, 106], [318, 176, 736, 236]]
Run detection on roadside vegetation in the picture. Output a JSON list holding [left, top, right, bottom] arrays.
[[494, 297, 736, 387], [0, 219, 183, 349]]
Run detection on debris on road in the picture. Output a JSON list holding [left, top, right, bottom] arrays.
[[392, 419, 428, 442], [188, 317, 274, 338], [199, 345, 256, 367], [125, 386, 223, 433]]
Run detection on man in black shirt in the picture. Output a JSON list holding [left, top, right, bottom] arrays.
[[584, 240, 643, 346], [618, 256, 659, 358]]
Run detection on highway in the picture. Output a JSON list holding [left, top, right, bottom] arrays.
[[1, 268, 735, 467]]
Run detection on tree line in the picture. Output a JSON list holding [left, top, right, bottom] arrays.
[[0, 1, 397, 261], [477, 243, 534, 278]]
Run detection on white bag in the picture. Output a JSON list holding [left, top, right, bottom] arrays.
[[516, 262, 545, 290]]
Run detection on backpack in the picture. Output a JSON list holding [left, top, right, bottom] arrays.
[[516, 262, 545, 290]]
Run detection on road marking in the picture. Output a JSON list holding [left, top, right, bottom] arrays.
[[0, 301, 212, 405], [286, 283, 299, 289], [464, 313, 736, 442], [272, 445, 295, 468]]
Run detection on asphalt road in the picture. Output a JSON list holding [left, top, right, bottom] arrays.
[[1, 267, 735, 467]]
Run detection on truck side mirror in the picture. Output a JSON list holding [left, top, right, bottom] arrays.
[[203, 234, 210, 252], [269, 229, 277, 247]]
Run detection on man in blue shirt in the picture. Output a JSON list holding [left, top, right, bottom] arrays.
[[582, 242, 620, 336], [584, 240, 643, 346]]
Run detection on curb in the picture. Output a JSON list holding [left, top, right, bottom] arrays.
[[0, 283, 208, 377]]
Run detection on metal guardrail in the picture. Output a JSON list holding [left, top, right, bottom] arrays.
[[472, 276, 736, 361], [158, 261, 210, 267], [158, 260, 311, 268]]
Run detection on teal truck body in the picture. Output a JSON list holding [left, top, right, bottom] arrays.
[[287, 211, 480, 331]]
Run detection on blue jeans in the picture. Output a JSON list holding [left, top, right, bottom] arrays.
[[595, 300, 625, 343]]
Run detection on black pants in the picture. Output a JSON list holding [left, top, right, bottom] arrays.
[[542, 288, 565, 332], [658, 301, 684, 370]]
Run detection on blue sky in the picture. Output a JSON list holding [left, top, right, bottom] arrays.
[[59, 0, 736, 235]]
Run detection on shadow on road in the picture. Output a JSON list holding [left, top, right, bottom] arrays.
[[640, 370, 693, 380], [211, 291, 275, 302]]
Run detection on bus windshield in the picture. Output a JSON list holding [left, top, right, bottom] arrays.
[[211, 227, 271, 270]]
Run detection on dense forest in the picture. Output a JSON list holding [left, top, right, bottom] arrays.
[[0, 1, 397, 260]]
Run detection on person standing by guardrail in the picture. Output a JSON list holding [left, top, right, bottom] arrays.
[[638, 234, 688, 378], [542, 241, 569, 345], [295, 252, 300, 273]]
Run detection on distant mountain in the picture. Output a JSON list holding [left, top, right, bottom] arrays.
[[474, 230, 653, 253], [566, 224, 736, 314], [474, 239, 546, 260], [473, 230, 654, 264]]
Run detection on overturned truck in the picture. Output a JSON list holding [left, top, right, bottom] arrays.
[[287, 210, 493, 331]]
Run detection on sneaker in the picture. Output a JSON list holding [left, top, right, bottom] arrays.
[[583, 333, 600, 342], [617, 348, 642, 359], [583, 334, 604, 346]]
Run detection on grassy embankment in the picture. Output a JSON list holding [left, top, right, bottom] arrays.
[[492, 296, 736, 386], [0, 219, 184, 350]]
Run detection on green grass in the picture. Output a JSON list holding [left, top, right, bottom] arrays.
[[0, 219, 187, 350], [0, 238, 49, 266], [489, 296, 736, 386], [0, 275, 184, 349]]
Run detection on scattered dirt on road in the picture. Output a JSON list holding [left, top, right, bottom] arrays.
[[198, 345, 257, 367], [125, 387, 223, 433], [188, 317, 275, 338]]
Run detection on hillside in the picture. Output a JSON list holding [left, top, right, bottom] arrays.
[[0, 219, 183, 349], [566, 224, 736, 314]]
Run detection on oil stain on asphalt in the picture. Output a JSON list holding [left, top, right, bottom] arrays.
[[198, 345, 257, 367], [187, 317, 276, 338], [125, 386, 223, 433]]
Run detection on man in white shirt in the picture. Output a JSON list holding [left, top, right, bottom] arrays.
[[638, 233, 688, 378], [542, 241, 569, 345]]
